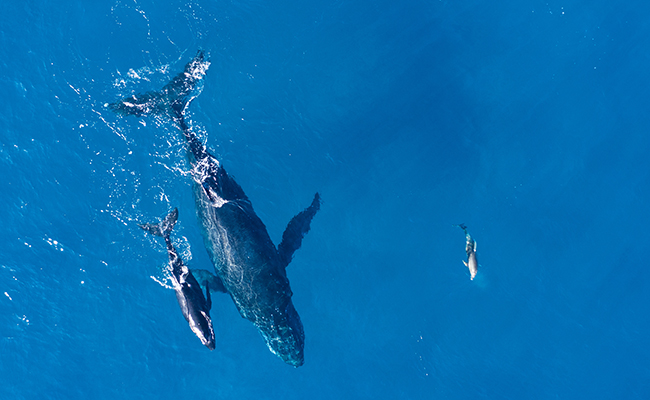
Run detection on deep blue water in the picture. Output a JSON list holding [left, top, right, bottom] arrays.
[[1, 0, 649, 398]]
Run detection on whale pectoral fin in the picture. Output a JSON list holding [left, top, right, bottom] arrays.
[[278, 193, 321, 268], [463, 260, 468, 267], [205, 282, 212, 311], [191, 269, 227, 293]]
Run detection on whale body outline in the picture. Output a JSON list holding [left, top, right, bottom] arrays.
[[111, 51, 320, 366]]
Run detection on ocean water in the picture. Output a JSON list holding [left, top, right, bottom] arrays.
[[1, 0, 649, 398]]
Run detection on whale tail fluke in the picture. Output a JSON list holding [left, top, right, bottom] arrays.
[[107, 91, 158, 117], [108, 50, 210, 119], [139, 208, 179, 238], [454, 223, 468, 234], [278, 193, 321, 268]]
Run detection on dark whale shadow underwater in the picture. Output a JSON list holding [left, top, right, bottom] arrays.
[[110, 50, 320, 367]]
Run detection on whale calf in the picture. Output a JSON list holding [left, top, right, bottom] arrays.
[[455, 224, 478, 280], [113, 51, 320, 366], [139, 208, 216, 350]]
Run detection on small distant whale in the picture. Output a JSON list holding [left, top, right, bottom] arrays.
[[139, 208, 216, 350], [112, 51, 320, 367], [455, 224, 478, 280]]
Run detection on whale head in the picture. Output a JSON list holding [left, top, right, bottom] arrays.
[[258, 299, 305, 367], [187, 308, 216, 351]]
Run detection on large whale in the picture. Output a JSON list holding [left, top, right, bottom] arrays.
[[139, 208, 216, 350], [111, 51, 320, 367]]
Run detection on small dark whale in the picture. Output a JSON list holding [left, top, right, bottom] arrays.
[[455, 224, 478, 280], [139, 208, 216, 350], [113, 51, 320, 367]]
